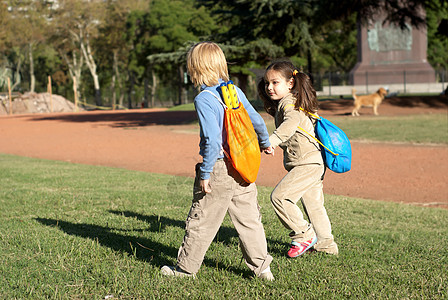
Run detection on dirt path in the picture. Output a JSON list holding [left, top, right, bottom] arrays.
[[0, 97, 447, 208]]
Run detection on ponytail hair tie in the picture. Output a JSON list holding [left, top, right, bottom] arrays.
[[292, 70, 298, 76]]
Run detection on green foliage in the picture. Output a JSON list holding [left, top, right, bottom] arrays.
[[314, 14, 358, 73], [167, 102, 196, 111], [426, 0, 448, 70], [0, 154, 447, 298], [0, 0, 446, 105]]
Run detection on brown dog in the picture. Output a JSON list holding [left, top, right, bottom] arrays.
[[351, 88, 388, 116]]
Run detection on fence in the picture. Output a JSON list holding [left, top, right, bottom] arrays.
[[313, 69, 447, 96]]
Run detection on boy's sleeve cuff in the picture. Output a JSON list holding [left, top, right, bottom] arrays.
[[200, 173, 211, 180]]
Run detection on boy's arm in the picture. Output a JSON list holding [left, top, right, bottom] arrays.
[[194, 95, 222, 181]]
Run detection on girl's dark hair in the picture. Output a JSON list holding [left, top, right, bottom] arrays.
[[257, 60, 319, 117]]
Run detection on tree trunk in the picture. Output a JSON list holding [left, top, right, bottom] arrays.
[[151, 69, 157, 107], [128, 71, 134, 109], [307, 48, 313, 75], [29, 43, 35, 93], [93, 74, 102, 107], [113, 50, 123, 109], [143, 66, 149, 108], [11, 58, 22, 91], [236, 74, 248, 93], [61, 51, 83, 102], [81, 37, 102, 107], [111, 72, 116, 109], [178, 65, 187, 105]]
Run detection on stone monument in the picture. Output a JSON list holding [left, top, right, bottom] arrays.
[[350, 9, 435, 85]]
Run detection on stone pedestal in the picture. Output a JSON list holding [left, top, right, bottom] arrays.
[[350, 11, 435, 85]]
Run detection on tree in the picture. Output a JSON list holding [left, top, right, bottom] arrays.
[[128, 0, 218, 106], [426, 0, 448, 71], [315, 15, 358, 74], [97, 0, 147, 108], [51, 0, 106, 107], [318, 0, 429, 30], [198, 0, 438, 75], [197, 0, 319, 73], [0, 1, 50, 92], [0, 3, 12, 89]]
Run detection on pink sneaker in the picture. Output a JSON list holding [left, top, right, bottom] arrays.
[[287, 236, 317, 258]]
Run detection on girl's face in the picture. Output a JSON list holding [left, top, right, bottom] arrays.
[[264, 69, 293, 101]]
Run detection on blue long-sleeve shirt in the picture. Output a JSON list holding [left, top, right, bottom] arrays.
[[194, 80, 270, 180]]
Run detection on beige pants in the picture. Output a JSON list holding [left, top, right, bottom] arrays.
[[177, 160, 273, 275], [271, 164, 338, 254]]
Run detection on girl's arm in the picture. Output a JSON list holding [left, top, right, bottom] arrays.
[[269, 102, 301, 148], [237, 88, 271, 148]]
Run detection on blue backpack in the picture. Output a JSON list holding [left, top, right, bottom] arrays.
[[298, 109, 352, 173]]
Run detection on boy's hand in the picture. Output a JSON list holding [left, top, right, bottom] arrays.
[[263, 146, 275, 156], [200, 179, 211, 193]]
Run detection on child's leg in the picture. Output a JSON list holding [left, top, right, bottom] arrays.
[[301, 165, 338, 255], [270, 165, 320, 242], [227, 181, 273, 276], [176, 161, 234, 274]]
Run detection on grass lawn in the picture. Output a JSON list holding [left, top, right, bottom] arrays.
[[170, 101, 447, 145], [0, 154, 447, 299], [263, 113, 448, 145]]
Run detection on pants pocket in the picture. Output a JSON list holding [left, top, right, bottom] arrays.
[[185, 201, 202, 236]]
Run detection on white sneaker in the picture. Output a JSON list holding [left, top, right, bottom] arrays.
[[160, 266, 195, 278], [258, 270, 275, 281]]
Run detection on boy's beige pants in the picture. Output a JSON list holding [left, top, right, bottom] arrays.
[[177, 159, 273, 275], [271, 164, 338, 254]]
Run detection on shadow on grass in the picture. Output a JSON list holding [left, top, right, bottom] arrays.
[[109, 210, 288, 257], [385, 95, 448, 108], [108, 210, 241, 246], [35, 217, 173, 266], [35, 212, 274, 279]]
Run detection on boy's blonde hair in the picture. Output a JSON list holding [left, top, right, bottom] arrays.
[[187, 42, 229, 87]]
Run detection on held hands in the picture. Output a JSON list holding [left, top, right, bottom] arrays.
[[262, 146, 275, 156], [200, 146, 274, 194]]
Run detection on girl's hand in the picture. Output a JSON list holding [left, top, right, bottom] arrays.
[[263, 146, 275, 156], [200, 179, 211, 193]]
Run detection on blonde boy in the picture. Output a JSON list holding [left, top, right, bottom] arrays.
[[161, 42, 274, 280]]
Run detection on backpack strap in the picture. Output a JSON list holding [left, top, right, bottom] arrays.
[[299, 107, 320, 120], [283, 104, 337, 155], [297, 124, 339, 156], [201, 90, 227, 110], [297, 107, 339, 156]]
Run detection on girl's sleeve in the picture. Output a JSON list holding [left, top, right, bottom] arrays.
[[269, 103, 301, 148], [237, 88, 271, 148]]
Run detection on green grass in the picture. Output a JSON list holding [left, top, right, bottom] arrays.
[[0, 154, 447, 299], [167, 102, 196, 111], [265, 113, 448, 144], [329, 114, 448, 144], [169, 99, 447, 145]]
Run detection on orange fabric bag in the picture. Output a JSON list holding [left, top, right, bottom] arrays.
[[220, 81, 261, 183], [203, 82, 261, 183], [224, 103, 261, 183]]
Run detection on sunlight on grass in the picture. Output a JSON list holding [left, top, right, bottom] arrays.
[[0, 154, 447, 298], [265, 113, 447, 144]]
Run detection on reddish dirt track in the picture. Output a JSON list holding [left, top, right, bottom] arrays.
[[1, 96, 447, 209]]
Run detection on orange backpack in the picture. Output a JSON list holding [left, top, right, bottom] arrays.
[[203, 81, 261, 183]]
